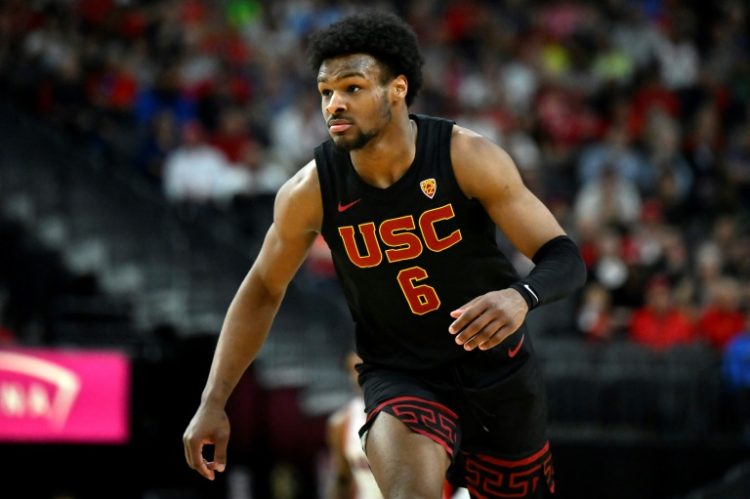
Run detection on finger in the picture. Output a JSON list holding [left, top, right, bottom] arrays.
[[211, 431, 230, 473], [199, 456, 215, 480], [201, 458, 215, 481], [183, 433, 203, 473], [461, 319, 504, 351], [477, 325, 517, 351], [454, 312, 495, 345], [189, 439, 215, 480], [449, 301, 486, 334]]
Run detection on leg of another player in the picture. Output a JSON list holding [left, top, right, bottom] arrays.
[[365, 412, 451, 499]]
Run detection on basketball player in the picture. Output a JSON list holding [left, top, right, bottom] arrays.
[[183, 10, 586, 498]]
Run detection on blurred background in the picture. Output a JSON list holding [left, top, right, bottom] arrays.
[[1, 0, 749, 498]]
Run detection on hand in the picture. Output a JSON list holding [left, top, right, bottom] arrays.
[[449, 288, 529, 351], [183, 404, 230, 480]]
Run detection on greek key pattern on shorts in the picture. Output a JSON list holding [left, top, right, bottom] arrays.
[[373, 396, 459, 454], [391, 399, 457, 445], [463, 442, 555, 498]]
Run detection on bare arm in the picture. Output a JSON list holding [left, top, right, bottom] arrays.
[[183, 161, 322, 480], [451, 126, 566, 257], [447, 127, 567, 351]]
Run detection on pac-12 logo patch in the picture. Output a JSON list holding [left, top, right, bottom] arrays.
[[420, 178, 437, 199]]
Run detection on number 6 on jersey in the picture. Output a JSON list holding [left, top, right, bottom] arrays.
[[397, 266, 441, 315]]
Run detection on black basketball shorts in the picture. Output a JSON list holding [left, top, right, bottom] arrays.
[[357, 350, 554, 498]]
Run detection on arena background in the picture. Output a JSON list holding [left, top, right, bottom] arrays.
[[1, 1, 749, 498]]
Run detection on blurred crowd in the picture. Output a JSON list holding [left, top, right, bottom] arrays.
[[1, 0, 750, 362]]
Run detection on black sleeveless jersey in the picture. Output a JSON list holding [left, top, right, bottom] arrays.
[[315, 114, 528, 370]]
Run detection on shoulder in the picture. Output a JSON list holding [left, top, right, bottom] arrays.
[[450, 124, 514, 168], [274, 159, 323, 234], [278, 159, 320, 198], [449, 124, 522, 200]]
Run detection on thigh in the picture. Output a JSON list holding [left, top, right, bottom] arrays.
[[358, 365, 462, 458], [366, 411, 451, 499], [358, 366, 460, 498]]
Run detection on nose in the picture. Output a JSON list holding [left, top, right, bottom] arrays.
[[325, 90, 346, 116]]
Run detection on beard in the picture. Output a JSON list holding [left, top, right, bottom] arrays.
[[333, 128, 379, 152], [332, 94, 392, 152]]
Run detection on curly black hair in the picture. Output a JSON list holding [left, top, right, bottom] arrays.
[[306, 10, 424, 107]]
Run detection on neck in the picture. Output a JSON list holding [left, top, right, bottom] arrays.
[[350, 112, 416, 189]]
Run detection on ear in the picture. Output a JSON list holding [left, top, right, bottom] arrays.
[[390, 75, 409, 103]]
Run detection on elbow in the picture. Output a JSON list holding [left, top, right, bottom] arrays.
[[241, 268, 287, 308]]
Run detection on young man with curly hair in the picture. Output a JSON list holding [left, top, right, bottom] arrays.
[[183, 10, 586, 499]]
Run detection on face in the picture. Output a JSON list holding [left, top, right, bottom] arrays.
[[316, 54, 398, 151]]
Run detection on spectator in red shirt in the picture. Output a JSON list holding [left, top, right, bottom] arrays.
[[698, 277, 746, 351], [629, 275, 695, 350]]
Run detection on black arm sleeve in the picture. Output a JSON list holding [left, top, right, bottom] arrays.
[[508, 235, 587, 310]]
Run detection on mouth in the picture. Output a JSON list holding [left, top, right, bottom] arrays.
[[328, 118, 353, 134]]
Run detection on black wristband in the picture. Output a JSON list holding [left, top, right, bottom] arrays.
[[509, 282, 540, 310], [510, 235, 587, 309]]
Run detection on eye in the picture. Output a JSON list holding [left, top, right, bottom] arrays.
[[320, 88, 332, 98], [347, 85, 361, 93]]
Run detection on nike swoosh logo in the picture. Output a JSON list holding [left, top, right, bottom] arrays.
[[337, 199, 361, 213], [507, 333, 525, 358]]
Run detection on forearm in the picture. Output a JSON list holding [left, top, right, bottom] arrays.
[[201, 270, 285, 407], [509, 235, 587, 310]]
